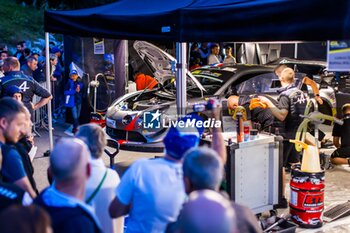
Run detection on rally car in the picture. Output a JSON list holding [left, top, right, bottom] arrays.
[[105, 41, 336, 147]]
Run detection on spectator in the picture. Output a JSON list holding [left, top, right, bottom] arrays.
[[0, 105, 33, 211], [178, 190, 236, 233], [0, 50, 8, 61], [331, 103, 350, 166], [0, 97, 37, 198], [49, 54, 58, 81], [0, 205, 52, 233], [109, 115, 204, 233], [5, 85, 38, 194], [0, 43, 8, 52], [76, 123, 124, 233], [21, 56, 38, 77], [64, 69, 83, 134], [0, 60, 4, 78], [31, 50, 45, 83], [14, 41, 26, 60], [207, 43, 221, 65], [5, 85, 23, 101], [167, 146, 262, 233], [198, 42, 210, 66], [223, 45, 236, 64], [51, 46, 64, 111], [51, 46, 63, 81], [34, 138, 102, 233], [189, 58, 201, 71], [21, 48, 32, 66], [1, 57, 52, 122], [134, 71, 158, 91], [189, 42, 202, 67]]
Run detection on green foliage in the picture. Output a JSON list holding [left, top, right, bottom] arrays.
[[0, 0, 44, 47]]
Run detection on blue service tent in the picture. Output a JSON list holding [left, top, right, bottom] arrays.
[[45, 0, 350, 41]]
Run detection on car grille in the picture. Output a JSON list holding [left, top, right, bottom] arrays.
[[106, 126, 147, 143]]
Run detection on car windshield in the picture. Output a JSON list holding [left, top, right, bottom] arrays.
[[161, 74, 204, 97], [237, 72, 306, 94], [191, 68, 234, 96]]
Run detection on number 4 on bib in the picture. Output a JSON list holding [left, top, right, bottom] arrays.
[[19, 81, 29, 92]]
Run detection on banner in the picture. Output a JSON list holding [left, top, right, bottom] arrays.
[[327, 41, 350, 71], [93, 38, 105, 54]]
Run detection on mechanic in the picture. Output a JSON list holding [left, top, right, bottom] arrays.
[[274, 64, 323, 105], [133, 71, 158, 91], [331, 103, 350, 167], [275, 64, 326, 144], [227, 94, 280, 133], [259, 67, 308, 208]]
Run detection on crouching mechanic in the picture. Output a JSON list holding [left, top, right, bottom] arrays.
[[227, 94, 277, 132], [331, 103, 350, 166]]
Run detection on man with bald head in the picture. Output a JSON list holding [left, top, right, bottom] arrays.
[[259, 67, 307, 208], [180, 190, 236, 233], [166, 147, 262, 233], [34, 138, 102, 233]]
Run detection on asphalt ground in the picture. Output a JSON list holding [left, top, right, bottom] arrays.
[[32, 121, 350, 233]]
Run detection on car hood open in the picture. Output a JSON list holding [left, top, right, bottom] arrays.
[[133, 40, 205, 92]]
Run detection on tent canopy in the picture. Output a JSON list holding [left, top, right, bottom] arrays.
[[45, 0, 350, 42]]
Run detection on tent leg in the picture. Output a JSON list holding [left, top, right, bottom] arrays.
[[176, 42, 187, 118], [45, 32, 54, 151]]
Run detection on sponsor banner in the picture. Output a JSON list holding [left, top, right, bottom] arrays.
[[94, 38, 105, 54], [327, 40, 350, 71]]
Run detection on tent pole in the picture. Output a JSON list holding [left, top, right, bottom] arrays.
[[125, 40, 129, 87], [45, 32, 54, 150], [176, 42, 187, 117]]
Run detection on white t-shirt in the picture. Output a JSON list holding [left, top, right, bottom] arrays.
[[86, 158, 123, 233], [116, 158, 186, 233], [207, 54, 221, 65], [223, 56, 236, 64]]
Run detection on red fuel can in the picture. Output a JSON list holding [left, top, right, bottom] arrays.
[[289, 165, 324, 228]]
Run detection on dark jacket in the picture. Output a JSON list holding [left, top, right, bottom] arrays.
[[34, 190, 102, 233], [15, 137, 39, 194]]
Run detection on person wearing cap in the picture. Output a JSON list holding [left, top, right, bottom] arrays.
[[0, 57, 52, 122], [331, 103, 350, 167], [64, 69, 83, 134], [5, 85, 23, 102], [109, 115, 204, 233]]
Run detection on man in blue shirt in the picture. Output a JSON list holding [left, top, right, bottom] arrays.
[[35, 138, 102, 233], [0, 97, 37, 198], [1, 57, 52, 121]]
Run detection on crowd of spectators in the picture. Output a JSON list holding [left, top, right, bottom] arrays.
[[189, 42, 237, 70]]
